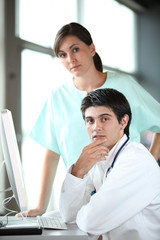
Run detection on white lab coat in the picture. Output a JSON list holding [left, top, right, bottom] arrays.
[[59, 135, 160, 240]]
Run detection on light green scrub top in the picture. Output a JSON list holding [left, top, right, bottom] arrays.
[[30, 71, 160, 168]]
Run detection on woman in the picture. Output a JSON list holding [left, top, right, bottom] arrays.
[[17, 22, 160, 217]]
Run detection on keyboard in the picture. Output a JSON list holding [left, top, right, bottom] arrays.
[[37, 216, 67, 230]]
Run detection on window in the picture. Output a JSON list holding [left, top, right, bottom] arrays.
[[83, 0, 137, 73], [19, 0, 76, 210], [21, 49, 71, 209], [18, 0, 77, 47]]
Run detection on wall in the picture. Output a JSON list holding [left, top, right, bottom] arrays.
[[0, 0, 19, 214], [0, 0, 6, 214], [137, 5, 160, 102], [0, 2, 5, 126]]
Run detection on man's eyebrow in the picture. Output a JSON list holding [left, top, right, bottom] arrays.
[[85, 113, 112, 119], [98, 113, 112, 118], [85, 116, 93, 120]]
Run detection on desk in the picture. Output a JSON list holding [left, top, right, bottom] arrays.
[[0, 216, 89, 240]]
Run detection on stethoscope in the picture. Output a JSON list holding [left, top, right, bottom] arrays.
[[91, 137, 130, 196], [105, 137, 130, 177]]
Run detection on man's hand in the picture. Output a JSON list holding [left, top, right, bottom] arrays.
[[71, 139, 109, 178]]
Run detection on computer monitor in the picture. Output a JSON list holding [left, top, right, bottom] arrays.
[[0, 109, 27, 212]]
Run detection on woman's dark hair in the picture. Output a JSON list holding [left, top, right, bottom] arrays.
[[53, 22, 103, 72], [81, 88, 132, 137]]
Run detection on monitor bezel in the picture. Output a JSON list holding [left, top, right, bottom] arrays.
[[0, 109, 27, 212]]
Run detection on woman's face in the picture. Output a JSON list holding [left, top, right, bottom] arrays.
[[57, 35, 96, 77]]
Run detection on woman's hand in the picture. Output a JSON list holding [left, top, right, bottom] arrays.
[[16, 207, 44, 217], [16, 149, 60, 218], [149, 133, 160, 161]]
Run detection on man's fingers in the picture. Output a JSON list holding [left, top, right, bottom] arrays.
[[84, 144, 109, 156], [83, 139, 109, 153], [87, 138, 107, 148]]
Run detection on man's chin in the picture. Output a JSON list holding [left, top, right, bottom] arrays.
[[92, 136, 106, 141]]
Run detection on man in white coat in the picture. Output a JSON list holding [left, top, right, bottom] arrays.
[[59, 88, 160, 240]]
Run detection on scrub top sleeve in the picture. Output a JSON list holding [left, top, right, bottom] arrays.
[[127, 78, 160, 133], [29, 93, 60, 154]]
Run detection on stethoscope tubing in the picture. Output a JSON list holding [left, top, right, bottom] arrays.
[[105, 137, 130, 177], [91, 137, 130, 196]]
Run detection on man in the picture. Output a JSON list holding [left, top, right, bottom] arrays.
[[59, 88, 160, 240]]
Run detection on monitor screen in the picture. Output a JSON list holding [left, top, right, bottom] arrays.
[[0, 109, 27, 212]]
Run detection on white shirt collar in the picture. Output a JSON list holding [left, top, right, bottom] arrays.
[[106, 134, 128, 163]]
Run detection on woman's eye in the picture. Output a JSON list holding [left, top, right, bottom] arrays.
[[73, 47, 79, 53], [59, 53, 66, 58]]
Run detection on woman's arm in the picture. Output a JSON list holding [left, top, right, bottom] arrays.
[[150, 133, 160, 161], [16, 149, 60, 217]]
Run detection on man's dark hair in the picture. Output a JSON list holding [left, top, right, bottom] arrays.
[[81, 88, 132, 137]]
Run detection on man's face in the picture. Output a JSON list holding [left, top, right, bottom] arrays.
[[84, 106, 128, 150]]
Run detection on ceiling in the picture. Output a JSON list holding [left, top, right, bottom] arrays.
[[116, 0, 160, 12]]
